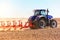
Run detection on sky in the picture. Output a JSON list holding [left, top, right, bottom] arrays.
[[0, 0, 60, 18]]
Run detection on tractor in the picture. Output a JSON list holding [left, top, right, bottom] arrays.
[[28, 9, 57, 29]]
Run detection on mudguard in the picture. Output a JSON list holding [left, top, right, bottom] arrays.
[[46, 15, 53, 19]]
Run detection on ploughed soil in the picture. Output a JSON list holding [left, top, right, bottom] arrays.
[[0, 18, 60, 40]]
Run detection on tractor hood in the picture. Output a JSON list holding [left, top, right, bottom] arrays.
[[46, 15, 53, 19], [28, 15, 53, 21]]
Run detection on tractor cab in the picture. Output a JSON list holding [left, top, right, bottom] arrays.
[[34, 9, 47, 16], [34, 9, 53, 19]]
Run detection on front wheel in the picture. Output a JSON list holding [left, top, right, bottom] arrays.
[[50, 19, 57, 28]]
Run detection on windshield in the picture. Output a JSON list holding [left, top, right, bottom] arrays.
[[34, 11, 39, 16], [41, 11, 47, 15]]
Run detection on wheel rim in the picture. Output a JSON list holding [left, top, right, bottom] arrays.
[[40, 22, 44, 26], [39, 21, 45, 28]]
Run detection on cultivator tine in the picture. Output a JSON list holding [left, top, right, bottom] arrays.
[[0, 19, 34, 31]]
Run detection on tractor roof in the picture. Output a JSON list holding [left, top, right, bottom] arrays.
[[34, 9, 46, 11]]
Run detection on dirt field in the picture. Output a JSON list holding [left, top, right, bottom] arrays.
[[0, 18, 60, 40]]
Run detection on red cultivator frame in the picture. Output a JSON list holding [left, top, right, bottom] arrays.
[[0, 20, 33, 31]]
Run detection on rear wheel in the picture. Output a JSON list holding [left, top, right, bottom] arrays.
[[39, 19, 46, 28], [30, 21, 39, 29], [50, 19, 57, 28]]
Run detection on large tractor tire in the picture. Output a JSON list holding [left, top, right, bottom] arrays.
[[50, 19, 57, 28], [39, 19, 46, 29], [30, 21, 39, 29]]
